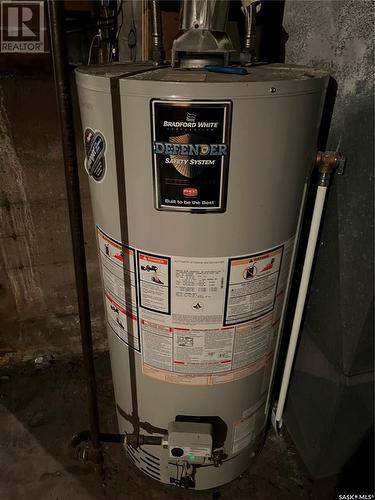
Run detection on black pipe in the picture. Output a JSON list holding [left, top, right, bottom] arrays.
[[70, 430, 163, 448], [150, 0, 164, 63], [47, 1, 101, 454], [71, 431, 124, 447]]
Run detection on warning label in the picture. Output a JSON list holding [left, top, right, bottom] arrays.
[[224, 246, 283, 326], [97, 227, 139, 350], [105, 291, 139, 350], [139, 241, 292, 385], [232, 396, 267, 454], [232, 312, 274, 370], [137, 252, 171, 315], [96, 227, 294, 384]]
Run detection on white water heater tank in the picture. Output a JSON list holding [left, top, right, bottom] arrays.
[[75, 63, 327, 490]]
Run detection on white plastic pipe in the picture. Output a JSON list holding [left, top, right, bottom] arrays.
[[275, 184, 328, 427]]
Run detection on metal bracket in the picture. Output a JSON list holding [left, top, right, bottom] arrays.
[[336, 154, 346, 175]]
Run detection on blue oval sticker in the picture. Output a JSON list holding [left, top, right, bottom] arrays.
[[84, 128, 106, 182]]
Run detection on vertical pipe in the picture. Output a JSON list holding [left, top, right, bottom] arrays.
[[275, 183, 329, 426], [150, 0, 164, 63], [241, 3, 257, 65], [47, 1, 101, 451], [180, 0, 230, 31]]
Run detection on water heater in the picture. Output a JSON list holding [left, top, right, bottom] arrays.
[[75, 61, 327, 489]]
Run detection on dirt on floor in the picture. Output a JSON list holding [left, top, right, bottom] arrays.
[[0, 352, 338, 500]]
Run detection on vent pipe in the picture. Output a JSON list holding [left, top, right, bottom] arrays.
[[172, 0, 234, 68]]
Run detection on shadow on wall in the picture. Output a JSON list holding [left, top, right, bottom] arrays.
[[337, 424, 375, 494], [0, 75, 106, 365], [257, 0, 286, 63], [273, 73, 339, 399]]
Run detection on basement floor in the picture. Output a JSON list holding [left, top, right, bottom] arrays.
[[0, 352, 337, 500]]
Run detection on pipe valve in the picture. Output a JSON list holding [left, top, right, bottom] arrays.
[[316, 151, 346, 175]]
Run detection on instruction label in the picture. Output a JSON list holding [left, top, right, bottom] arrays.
[[224, 246, 283, 326], [137, 252, 171, 314], [140, 241, 292, 385], [151, 100, 232, 212], [96, 228, 294, 384], [172, 257, 226, 327], [232, 312, 274, 370], [141, 318, 275, 385], [173, 327, 234, 373], [141, 320, 173, 372], [97, 227, 139, 350]]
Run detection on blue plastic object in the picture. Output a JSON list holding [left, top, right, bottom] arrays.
[[204, 65, 247, 75]]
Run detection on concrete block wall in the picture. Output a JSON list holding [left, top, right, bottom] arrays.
[[282, 0, 374, 481], [282, 0, 374, 376]]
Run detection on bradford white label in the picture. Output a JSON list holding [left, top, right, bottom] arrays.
[[151, 100, 232, 212]]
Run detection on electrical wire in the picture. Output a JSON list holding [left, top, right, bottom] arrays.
[[128, 0, 137, 62], [109, 0, 123, 62], [87, 33, 101, 65], [108, 0, 124, 63], [168, 461, 184, 487], [115, 0, 124, 41]]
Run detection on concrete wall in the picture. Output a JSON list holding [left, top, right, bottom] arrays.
[[282, 0, 374, 481], [0, 76, 106, 365]]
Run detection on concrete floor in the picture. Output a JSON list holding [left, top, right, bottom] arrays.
[[0, 353, 336, 500]]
